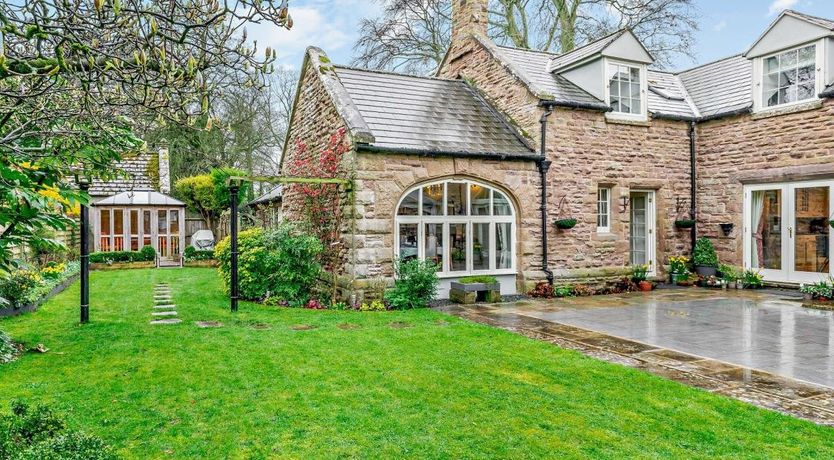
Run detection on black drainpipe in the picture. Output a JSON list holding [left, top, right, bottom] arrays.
[[689, 120, 697, 252], [539, 106, 554, 285]]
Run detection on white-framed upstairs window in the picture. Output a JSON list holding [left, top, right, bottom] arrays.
[[605, 59, 647, 120], [395, 179, 516, 278], [597, 187, 611, 233], [762, 43, 818, 109]]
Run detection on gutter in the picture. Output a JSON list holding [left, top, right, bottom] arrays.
[[651, 106, 753, 123], [538, 105, 555, 285], [354, 144, 541, 162], [540, 99, 612, 113]]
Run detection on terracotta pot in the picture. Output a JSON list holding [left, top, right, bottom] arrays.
[[637, 281, 653, 292]]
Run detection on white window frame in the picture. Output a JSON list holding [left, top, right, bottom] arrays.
[[604, 58, 648, 121], [597, 187, 611, 233], [754, 40, 825, 113], [395, 179, 516, 278]]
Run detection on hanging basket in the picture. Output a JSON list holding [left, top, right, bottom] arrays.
[[675, 219, 696, 229], [554, 218, 578, 230]]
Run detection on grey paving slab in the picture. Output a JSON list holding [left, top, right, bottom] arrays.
[[508, 290, 834, 388]]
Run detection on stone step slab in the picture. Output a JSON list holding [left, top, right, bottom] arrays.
[[153, 305, 177, 309], [152, 311, 178, 317], [151, 318, 182, 325]]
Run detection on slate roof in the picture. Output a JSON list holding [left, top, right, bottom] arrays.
[[548, 30, 626, 72], [89, 152, 155, 197], [496, 46, 607, 108], [248, 185, 283, 206], [333, 66, 534, 156], [787, 10, 834, 30], [92, 191, 184, 207], [678, 55, 752, 118]]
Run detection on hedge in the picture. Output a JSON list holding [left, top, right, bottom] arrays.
[[88, 246, 155, 264]]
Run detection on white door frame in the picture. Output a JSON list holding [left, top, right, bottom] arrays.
[[630, 190, 657, 275], [744, 180, 833, 284]]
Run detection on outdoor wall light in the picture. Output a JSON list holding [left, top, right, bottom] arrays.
[[720, 223, 734, 236]]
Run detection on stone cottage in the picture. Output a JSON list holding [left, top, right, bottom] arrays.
[[281, 4, 834, 299]]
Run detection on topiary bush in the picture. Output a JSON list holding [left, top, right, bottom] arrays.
[[692, 237, 719, 267], [0, 401, 117, 460], [385, 259, 439, 310], [215, 224, 323, 303], [138, 245, 156, 261]]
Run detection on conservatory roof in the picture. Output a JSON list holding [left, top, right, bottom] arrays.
[[92, 191, 185, 207]]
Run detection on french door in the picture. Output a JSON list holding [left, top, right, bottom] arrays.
[[744, 181, 833, 283], [630, 191, 657, 274]]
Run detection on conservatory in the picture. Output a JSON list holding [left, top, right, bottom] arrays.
[[91, 191, 187, 263]]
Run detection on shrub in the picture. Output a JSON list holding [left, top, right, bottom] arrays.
[[359, 300, 387, 311], [742, 269, 764, 288], [692, 237, 719, 267], [631, 264, 649, 282], [40, 263, 66, 280], [718, 263, 740, 282], [0, 270, 43, 308], [0, 401, 116, 460], [215, 224, 323, 303], [553, 285, 574, 298], [529, 282, 554, 298], [457, 275, 498, 285], [183, 246, 214, 261], [800, 281, 833, 300], [1, 331, 18, 364], [385, 259, 439, 310], [88, 248, 155, 264]]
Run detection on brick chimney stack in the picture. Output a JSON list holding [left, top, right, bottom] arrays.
[[452, 0, 488, 43]]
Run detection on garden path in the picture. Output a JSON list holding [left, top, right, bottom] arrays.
[[150, 283, 181, 325]]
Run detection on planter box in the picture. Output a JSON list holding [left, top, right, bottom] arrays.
[[0, 274, 79, 318], [90, 261, 156, 271], [449, 282, 502, 304], [184, 260, 218, 268]]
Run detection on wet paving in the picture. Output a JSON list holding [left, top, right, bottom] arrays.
[[436, 288, 834, 426]]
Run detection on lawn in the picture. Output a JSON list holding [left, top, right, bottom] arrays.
[[1, 268, 832, 459]]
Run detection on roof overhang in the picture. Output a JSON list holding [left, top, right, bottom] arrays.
[[744, 10, 834, 58]]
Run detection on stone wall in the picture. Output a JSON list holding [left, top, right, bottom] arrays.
[[695, 99, 834, 265], [348, 152, 542, 295]]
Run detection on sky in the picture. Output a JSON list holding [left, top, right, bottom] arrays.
[[257, 0, 832, 73]]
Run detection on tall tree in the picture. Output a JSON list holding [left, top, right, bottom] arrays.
[[0, 0, 293, 268], [353, 0, 698, 74]]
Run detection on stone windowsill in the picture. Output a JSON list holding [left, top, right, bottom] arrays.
[[604, 115, 651, 127], [751, 99, 823, 120]]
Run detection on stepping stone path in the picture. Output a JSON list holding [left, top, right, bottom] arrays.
[[150, 283, 181, 325]]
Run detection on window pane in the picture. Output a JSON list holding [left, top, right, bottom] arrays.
[[447, 183, 467, 216], [450, 223, 467, 271], [493, 191, 512, 216], [798, 83, 815, 101], [610, 81, 620, 97], [598, 188, 610, 229], [797, 65, 815, 83], [158, 210, 167, 233], [473, 223, 490, 271], [763, 73, 778, 92], [422, 184, 443, 216], [766, 90, 779, 107], [630, 67, 640, 81], [620, 81, 629, 98], [113, 209, 124, 234], [170, 210, 180, 234], [779, 69, 796, 87], [143, 210, 151, 235], [100, 210, 110, 236], [398, 223, 418, 261], [779, 49, 797, 68], [470, 184, 491, 215], [751, 190, 782, 270], [798, 45, 815, 64], [764, 56, 779, 74], [130, 210, 138, 235], [398, 189, 419, 216], [424, 223, 444, 270], [631, 97, 641, 114], [496, 223, 512, 269], [794, 187, 829, 273]]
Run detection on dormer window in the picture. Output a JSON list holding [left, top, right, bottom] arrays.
[[762, 44, 817, 108], [605, 60, 647, 120]]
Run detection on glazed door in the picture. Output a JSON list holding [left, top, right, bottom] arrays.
[[745, 181, 832, 283], [787, 183, 831, 283], [630, 191, 656, 274]]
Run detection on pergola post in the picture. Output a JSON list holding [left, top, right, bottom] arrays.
[[79, 181, 90, 324], [230, 184, 239, 313]]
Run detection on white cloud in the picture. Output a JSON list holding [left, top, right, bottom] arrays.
[[712, 20, 727, 32], [768, 0, 799, 16]]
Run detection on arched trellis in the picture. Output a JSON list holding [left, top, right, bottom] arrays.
[[224, 175, 353, 312]]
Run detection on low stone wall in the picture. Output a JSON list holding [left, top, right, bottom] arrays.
[[184, 260, 217, 268], [0, 274, 79, 318], [90, 261, 156, 271]]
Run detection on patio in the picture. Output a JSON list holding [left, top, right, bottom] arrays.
[[437, 288, 834, 425]]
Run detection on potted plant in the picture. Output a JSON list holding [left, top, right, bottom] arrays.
[[674, 219, 696, 229], [631, 264, 652, 291], [719, 263, 739, 289], [692, 237, 719, 276], [668, 256, 689, 284], [554, 218, 578, 230], [741, 269, 764, 289]]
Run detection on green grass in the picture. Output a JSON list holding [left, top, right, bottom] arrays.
[[1, 268, 832, 458]]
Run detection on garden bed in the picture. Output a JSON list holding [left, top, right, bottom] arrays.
[[90, 261, 156, 271], [184, 259, 218, 268], [0, 273, 79, 318]]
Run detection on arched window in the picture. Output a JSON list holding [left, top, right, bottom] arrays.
[[395, 179, 516, 276]]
